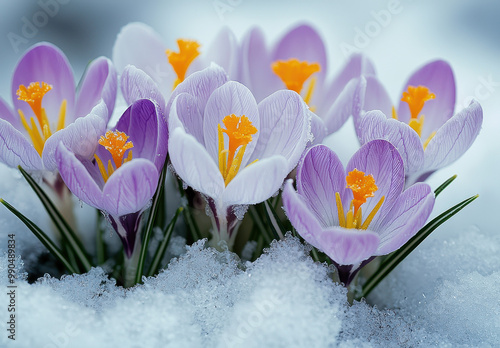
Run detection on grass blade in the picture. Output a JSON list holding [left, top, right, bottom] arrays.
[[1, 198, 77, 274], [434, 174, 457, 197], [147, 207, 182, 277], [18, 166, 92, 272], [134, 164, 167, 285], [262, 200, 286, 241], [359, 194, 478, 300]]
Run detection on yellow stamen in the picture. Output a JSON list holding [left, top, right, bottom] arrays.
[[408, 115, 424, 137], [98, 130, 134, 168], [16, 82, 52, 125], [57, 99, 67, 131], [360, 196, 385, 230], [166, 39, 201, 89], [93, 154, 109, 182], [303, 77, 316, 105], [401, 85, 435, 120], [271, 58, 320, 95], [29, 116, 44, 156], [335, 192, 346, 228], [217, 114, 258, 186], [422, 131, 436, 150], [392, 106, 398, 120]]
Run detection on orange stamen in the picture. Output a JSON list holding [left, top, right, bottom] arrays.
[[271, 58, 320, 95], [16, 82, 52, 124], [401, 85, 435, 120], [98, 130, 134, 169], [218, 114, 258, 185], [166, 39, 201, 89], [346, 169, 378, 215]]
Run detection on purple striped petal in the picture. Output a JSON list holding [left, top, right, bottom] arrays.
[[112, 22, 173, 92], [56, 142, 102, 209], [0, 97, 19, 129], [397, 60, 455, 139], [223, 155, 288, 207], [101, 159, 159, 217], [169, 93, 204, 146], [309, 111, 327, 145], [0, 119, 43, 170], [166, 63, 228, 119], [347, 140, 404, 226], [205, 27, 239, 80], [75, 57, 117, 121], [359, 76, 393, 127], [203, 81, 259, 166], [358, 110, 424, 175], [282, 179, 324, 250], [239, 27, 275, 102], [317, 227, 380, 266], [42, 101, 107, 171], [297, 145, 348, 228], [169, 128, 224, 200], [12, 42, 75, 123], [249, 90, 309, 171], [324, 77, 366, 134], [423, 100, 483, 172], [374, 182, 434, 255], [120, 65, 166, 114]]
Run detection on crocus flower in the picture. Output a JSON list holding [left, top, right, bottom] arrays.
[[168, 64, 310, 249], [239, 24, 375, 138], [0, 42, 116, 172], [55, 99, 168, 258], [112, 22, 239, 114], [355, 60, 483, 184], [282, 141, 435, 285]]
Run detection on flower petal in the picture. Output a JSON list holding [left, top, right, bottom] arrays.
[[12, 42, 75, 122], [239, 27, 274, 102], [115, 99, 167, 171], [56, 142, 102, 209], [0, 96, 19, 129], [358, 110, 424, 176], [297, 144, 347, 228], [169, 128, 224, 200], [317, 227, 380, 266], [0, 119, 43, 170], [203, 81, 259, 166], [102, 159, 159, 217], [323, 76, 366, 134], [42, 101, 108, 171], [358, 75, 393, 131], [112, 22, 173, 92], [282, 179, 324, 249], [204, 27, 239, 80], [347, 139, 404, 225], [75, 57, 117, 121], [397, 60, 455, 139], [309, 111, 327, 145], [222, 155, 288, 207], [166, 63, 228, 119], [249, 90, 309, 172], [169, 93, 204, 146], [423, 99, 483, 172], [120, 65, 166, 113], [375, 182, 434, 255]]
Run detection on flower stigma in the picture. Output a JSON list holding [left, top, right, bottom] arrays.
[[16, 81, 67, 156], [393, 85, 436, 149], [166, 39, 201, 90], [94, 130, 134, 183], [335, 169, 385, 230], [217, 114, 258, 186], [271, 58, 320, 108]]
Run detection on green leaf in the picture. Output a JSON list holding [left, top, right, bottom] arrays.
[[359, 194, 479, 300], [147, 207, 182, 277], [434, 174, 457, 197], [1, 198, 77, 274], [18, 166, 92, 272], [134, 164, 167, 285]]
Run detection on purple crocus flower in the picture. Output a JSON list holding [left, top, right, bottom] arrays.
[[282, 141, 435, 286], [55, 99, 168, 258], [0, 42, 116, 172], [112, 22, 239, 114], [239, 24, 375, 138], [355, 60, 483, 184], [168, 64, 310, 249]]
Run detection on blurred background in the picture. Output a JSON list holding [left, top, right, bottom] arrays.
[[0, 0, 499, 236]]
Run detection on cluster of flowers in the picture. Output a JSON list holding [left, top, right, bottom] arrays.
[[0, 23, 482, 289]]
